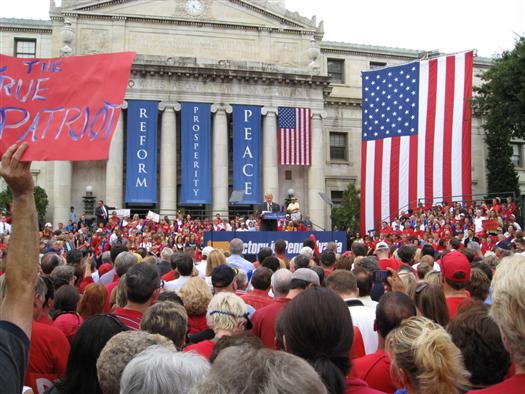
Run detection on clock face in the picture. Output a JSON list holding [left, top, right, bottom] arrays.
[[186, 0, 205, 16]]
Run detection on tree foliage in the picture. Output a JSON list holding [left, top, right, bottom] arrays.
[[473, 36, 525, 198], [0, 186, 49, 225], [331, 183, 360, 232]]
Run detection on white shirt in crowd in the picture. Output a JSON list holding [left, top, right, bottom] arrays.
[[345, 298, 378, 355], [164, 275, 191, 292]]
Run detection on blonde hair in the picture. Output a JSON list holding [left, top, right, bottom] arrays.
[[385, 316, 470, 394], [179, 277, 212, 316], [490, 255, 525, 365], [206, 292, 246, 333], [206, 249, 227, 277], [111, 274, 128, 309], [424, 270, 441, 287], [141, 301, 188, 348]]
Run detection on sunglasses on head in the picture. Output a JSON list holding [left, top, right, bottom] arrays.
[[209, 310, 253, 330]]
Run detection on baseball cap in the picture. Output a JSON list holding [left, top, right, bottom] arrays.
[[45, 222, 52, 228], [212, 265, 238, 288], [291, 268, 320, 287], [495, 240, 511, 251], [440, 251, 471, 283], [201, 246, 214, 257], [375, 241, 389, 252]]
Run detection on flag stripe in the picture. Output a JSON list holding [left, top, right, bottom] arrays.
[[451, 53, 465, 200], [442, 55, 455, 204], [408, 134, 418, 209], [381, 138, 391, 223], [417, 60, 429, 206], [389, 137, 400, 221], [433, 56, 446, 205], [360, 140, 368, 235], [399, 135, 411, 211], [277, 108, 312, 166], [365, 140, 375, 232], [373, 139, 383, 229], [424, 59, 438, 207], [462, 51, 474, 200]]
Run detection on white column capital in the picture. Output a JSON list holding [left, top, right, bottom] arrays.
[[211, 103, 233, 114], [312, 110, 328, 119], [261, 107, 278, 116], [159, 101, 181, 111]]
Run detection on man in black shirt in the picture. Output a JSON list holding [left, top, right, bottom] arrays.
[[0, 143, 40, 394]]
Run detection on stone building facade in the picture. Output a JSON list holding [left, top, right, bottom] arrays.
[[0, 0, 500, 229]]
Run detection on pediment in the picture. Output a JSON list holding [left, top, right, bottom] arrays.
[[64, 0, 318, 31]]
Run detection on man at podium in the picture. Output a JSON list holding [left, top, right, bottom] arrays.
[[256, 192, 282, 231]]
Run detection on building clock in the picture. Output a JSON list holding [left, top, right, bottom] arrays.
[[185, 0, 206, 16]]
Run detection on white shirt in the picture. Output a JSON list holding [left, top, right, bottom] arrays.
[[359, 296, 378, 310], [473, 216, 486, 233], [0, 221, 11, 234], [345, 298, 378, 355], [412, 261, 441, 272], [164, 276, 191, 292], [196, 261, 207, 278]]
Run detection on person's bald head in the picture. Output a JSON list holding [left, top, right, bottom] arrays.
[[229, 238, 244, 255]]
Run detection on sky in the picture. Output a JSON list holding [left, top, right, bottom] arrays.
[[3, 0, 524, 58]]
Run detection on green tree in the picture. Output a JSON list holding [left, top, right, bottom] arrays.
[[331, 183, 360, 232], [473, 36, 525, 198], [0, 186, 49, 225]]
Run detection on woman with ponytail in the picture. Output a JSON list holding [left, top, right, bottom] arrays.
[[276, 287, 385, 394], [385, 316, 470, 394]]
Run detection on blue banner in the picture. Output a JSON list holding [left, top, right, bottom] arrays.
[[181, 103, 212, 204], [203, 231, 347, 258], [125, 100, 158, 204], [232, 105, 261, 204]]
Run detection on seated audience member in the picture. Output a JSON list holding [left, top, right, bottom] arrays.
[[97, 331, 175, 394], [326, 270, 378, 354], [140, 301, 188, 350], [112, 263, 161, 330], [164, 254, 193, 292], [184, 292, 248, 360], [467, 255, 525, 393], [386, 316, 470, 394], [352, 292, 417, 393], [120, 345, 209, 394], [209, 333, 264, 363], [465, 268, 491, 302], [440, 251, 471, 319], [45, 314, 128, 394], [78, 283, 107, 320], [448, 302, 511, 390], [191, 345, 328, 393], [240, 267, 273, 310], [0, 143, 40, 394], [408, 282, 450, 327], [26, 277, 71, 393], [251, 268, 314, 349], [51, 284, 83, 343], [179, 277, 213, 335], [276, 288, 384, 394]]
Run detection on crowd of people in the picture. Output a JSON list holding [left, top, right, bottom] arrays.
[[1, 142, 525, 394]]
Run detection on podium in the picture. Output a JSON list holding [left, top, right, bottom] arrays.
[[261, 212, 287, 221]]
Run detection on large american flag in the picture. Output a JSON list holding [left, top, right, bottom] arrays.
[[360, 51, 474, 234], [278, 107, 311, 166]]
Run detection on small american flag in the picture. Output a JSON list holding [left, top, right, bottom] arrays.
[[278, 107, 311, 166], [360, 51, 474, 233]]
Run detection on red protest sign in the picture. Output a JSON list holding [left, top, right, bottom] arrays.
[[0, 52, 135, 161], [482, 219, 499, 232]]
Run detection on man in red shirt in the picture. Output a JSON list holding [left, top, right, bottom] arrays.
[[320, 250, 336, 277], [439, 251, 471, 320], [467, 256, 525, 394], [241, 267, 273, 310], [374, 242, 402, 271], [351, 292, 417, 393], [252, 268, 319, 349], [113, 263, 161, 330], [104, 251, 137, 312]]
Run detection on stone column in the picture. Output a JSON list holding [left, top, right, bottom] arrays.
[[261, 107, 279, 200], [211, 104, 232, 217], [308, 111, 327, 230], [159, 102, 180, 216], [105, 102, 126, 209], [53, 162, 72, 227]]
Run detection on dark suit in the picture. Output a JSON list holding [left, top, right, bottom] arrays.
[[256, 201, 281, 231], [95, 204, 113, 226]]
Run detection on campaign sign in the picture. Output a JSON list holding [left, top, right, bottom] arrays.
[[180, 102, 212, 204], [0, 52, 135, 161], [125, 100, 158, 204], [203, 231, 347, 258], [232, 105, 261, 204]]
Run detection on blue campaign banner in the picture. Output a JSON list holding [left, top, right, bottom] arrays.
[[232, 105, 261, 204], [181, 103, 212, 204], [202, 231, 347, 258], [125, 100, 159, 204]]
